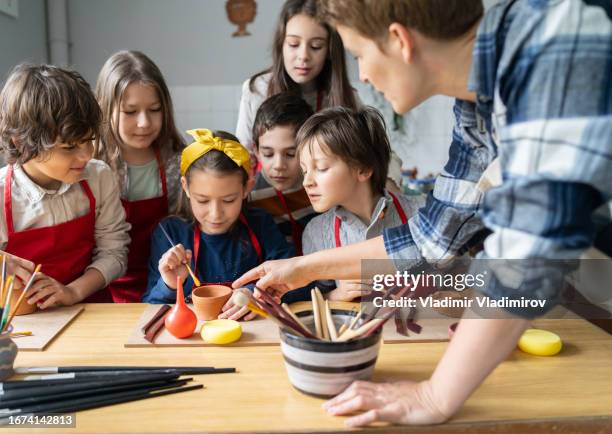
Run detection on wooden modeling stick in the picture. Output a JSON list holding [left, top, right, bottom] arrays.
[[142, 305, 171, 334], [313, 287, 329, 341], [337, 319, 383, 342], [324, 300, 338, 342], [233, 291, 314, 338], [281, 303, 311, 335], [310, 289, 323, 339]]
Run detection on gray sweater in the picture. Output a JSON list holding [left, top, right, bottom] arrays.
[[302, 190, 426, 290]]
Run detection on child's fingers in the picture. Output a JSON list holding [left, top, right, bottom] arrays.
[[243, 310, 257, 321], [27, 283, 56, 305], [228, 305, 250, 321], [37, 293, 59, 310], [218, 305, 239, 319], [221, 298, 234, 312]]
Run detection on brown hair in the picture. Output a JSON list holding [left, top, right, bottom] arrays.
[[296, 106, 390, 195], [249, 0, 357, 109], [175, 130, 250, 221], [317, 0, 484, 43], [252, 93, 314, 149], [0, 64, 100, 165], [94, 50, 184, 171]]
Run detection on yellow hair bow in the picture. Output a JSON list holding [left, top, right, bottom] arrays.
[[181, 129, 251, 176]]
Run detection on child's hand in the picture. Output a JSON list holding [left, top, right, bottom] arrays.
[[218, 287, 257, 321], [158, 244, 192, 289], [327, 280, 373, 301], [0, 251, 35, 289], [26, 274, 79, 309]]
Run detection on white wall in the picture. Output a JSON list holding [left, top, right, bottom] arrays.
[[0, 0, 48, 84], [67, 0, 284, 87]]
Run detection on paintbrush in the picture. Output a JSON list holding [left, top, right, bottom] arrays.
[[15, 366, 235, 375], [0, 383, 203, 420], [158, 224, 202, 287], [0, 276, 15, 331], [2, 265, 40, 332], [0, 373, 182, 401], [0, 378, 191, 411]]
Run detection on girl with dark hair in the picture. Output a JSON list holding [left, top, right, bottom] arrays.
[[235, 0, 359, 153], [142, 129, 293, 321]]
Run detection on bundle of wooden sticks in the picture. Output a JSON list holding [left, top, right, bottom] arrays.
[[233, 285, 422, 342]]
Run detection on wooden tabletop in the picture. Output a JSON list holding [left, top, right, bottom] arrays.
[[11, 304, 612, 434]]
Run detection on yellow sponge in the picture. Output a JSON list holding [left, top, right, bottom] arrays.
[[200, 319, 242, 344], [518, 329, 562, 356]]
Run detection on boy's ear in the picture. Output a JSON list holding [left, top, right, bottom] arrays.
[[244, 176, 256, 198], [357, 167, 374, 183], [181, 176, 190, 198], [388, 22, 415, 64]]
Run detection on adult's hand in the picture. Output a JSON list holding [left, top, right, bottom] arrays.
[[323, 380, 449, 427], [232, 257, 311, 299]]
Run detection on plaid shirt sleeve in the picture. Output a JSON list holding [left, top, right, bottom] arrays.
[[383, 100, 495, 271], [473, 0, 612, 317]]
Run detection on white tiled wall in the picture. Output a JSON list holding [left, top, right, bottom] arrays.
[[171, 85, 244, 140]]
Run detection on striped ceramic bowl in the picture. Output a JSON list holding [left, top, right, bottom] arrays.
[[279, 310, 382, 398]]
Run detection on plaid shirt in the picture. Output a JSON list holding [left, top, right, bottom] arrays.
[[384, 0, 612, 317]]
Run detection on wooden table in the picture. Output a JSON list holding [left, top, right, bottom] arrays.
[[9, 304, 612, 434]]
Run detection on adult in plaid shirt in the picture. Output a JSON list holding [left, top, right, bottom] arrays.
[[235, 0, 612, 426]]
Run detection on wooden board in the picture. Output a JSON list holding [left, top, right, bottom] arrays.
[[126, 302, 465, 347], [125, 304, 281, 347], [10, 305, 84, 351]]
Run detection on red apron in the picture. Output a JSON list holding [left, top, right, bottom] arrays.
[[109, 151, 168, 303], [274, 189, 304, 255], [335, 191, 408, 247], [192, 213, 263, 288], [3, 165, 111, 302]]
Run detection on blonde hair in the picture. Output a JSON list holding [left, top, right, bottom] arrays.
[[94, 50, 184, 171]]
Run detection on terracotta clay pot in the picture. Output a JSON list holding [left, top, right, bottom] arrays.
[[10, 289, 37, 316], [191, 285, 232, 321]]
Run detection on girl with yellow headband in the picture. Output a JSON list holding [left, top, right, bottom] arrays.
[[142, 129, 294, 320]]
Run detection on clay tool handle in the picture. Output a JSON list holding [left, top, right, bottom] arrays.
[[144, 313, 168, 343], [254, 289, 314, 337], [394, 309, 408, 336], [324, 300, 338, 341], [310, 289, 323, 339], [142, 305, 171, 334], [281, 303, 311, 335], [313, 288, 329, 341], [337, 319, 383, 342]]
